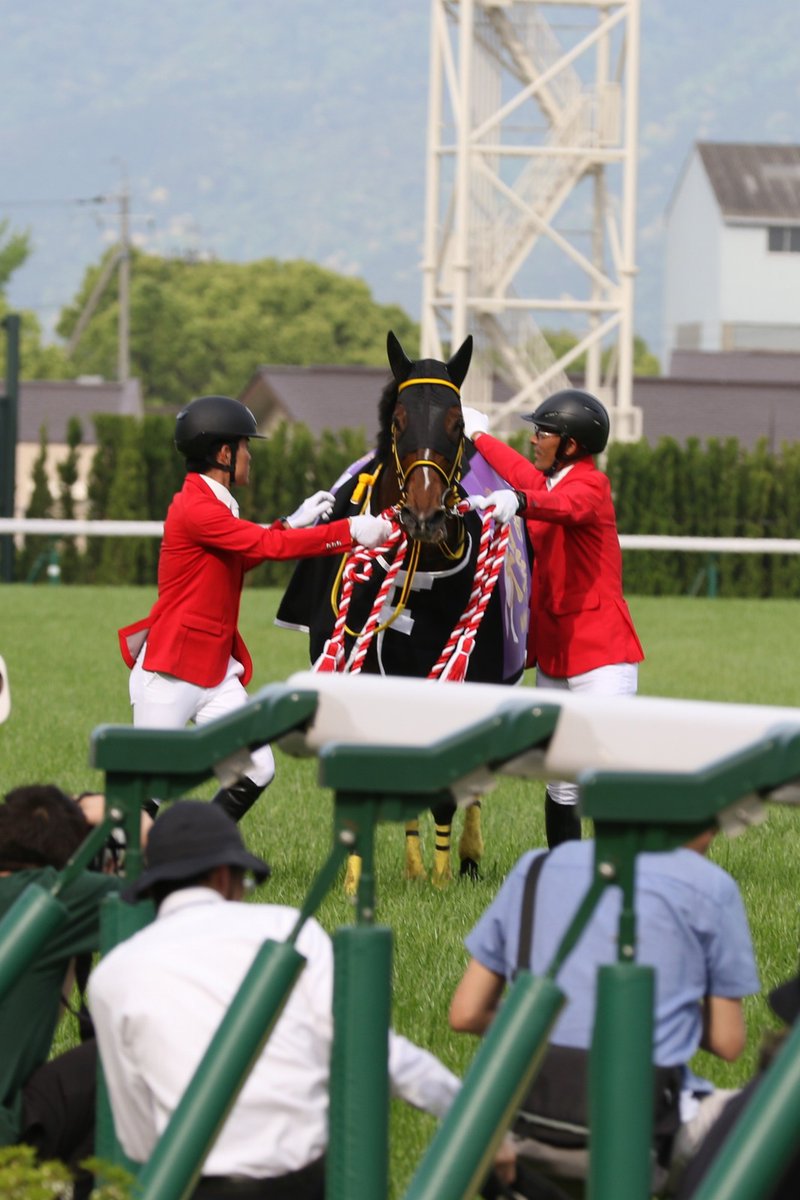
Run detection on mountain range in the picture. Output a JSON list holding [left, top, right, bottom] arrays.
[[2, 0, 798, 368]]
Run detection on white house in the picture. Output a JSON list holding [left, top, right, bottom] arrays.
[[663, 142, 800, 370]]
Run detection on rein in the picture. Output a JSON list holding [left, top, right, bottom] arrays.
[[313, 501, 511, 682], [390, 375, 465, 504]]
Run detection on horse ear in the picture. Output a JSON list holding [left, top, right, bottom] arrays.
[[447, 335, 473, 389], [387, 330, 414, 383]]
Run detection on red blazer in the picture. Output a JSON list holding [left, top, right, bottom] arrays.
[[474, 436, 643, 677], [119, 473, 353, 688]]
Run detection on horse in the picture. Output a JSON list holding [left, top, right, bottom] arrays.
[[276, 331, 531, 886]]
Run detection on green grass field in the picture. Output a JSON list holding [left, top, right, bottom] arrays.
[[2, 585, 800, 1195]]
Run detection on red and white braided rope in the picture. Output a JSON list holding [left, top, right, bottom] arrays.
[[313, 510, 408, 674], [313, 501, 509, 681], [429, 501, 510, 682]]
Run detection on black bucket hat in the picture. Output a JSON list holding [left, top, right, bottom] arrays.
[[123, 800, 271, 901]]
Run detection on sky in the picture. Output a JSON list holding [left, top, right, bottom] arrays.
[[1, 0, 798, 367]]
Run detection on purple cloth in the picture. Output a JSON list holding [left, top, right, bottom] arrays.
[[461, 452, 531, 681], [328, 448, 531, 682]]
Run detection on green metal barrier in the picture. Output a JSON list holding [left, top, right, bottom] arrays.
[[90, 685, 321, 1171], [406, 973, 565, 1200], [328, 926, 393, 1200], [91, 685, 319, 887], [75, 684, 800, 1200], [570, 721, 800, 1200], [589, 966, 655, 1200], [691, 1014, 800, 1200], [0, 812, 116, 1005]]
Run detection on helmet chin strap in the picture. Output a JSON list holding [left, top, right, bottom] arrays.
[[210, 442, 238, 487], [544, 435, 570, 476], [548, 436, 588, 475]]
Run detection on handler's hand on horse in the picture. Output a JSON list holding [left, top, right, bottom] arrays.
[[461, 404, 489, 440], [349, 513, 393, 549], [467, 489, 520, 525], [285, 490, 335, 528]]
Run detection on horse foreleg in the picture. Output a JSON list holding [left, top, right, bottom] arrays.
[[458, 800, 483, 880], [404, 819, 427, 881], [344, 853, 362, 896], [431, 797, 456, 888]]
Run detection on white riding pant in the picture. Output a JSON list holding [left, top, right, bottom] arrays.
[[536, 662, 639, 807], [129, 649, 276, 788]]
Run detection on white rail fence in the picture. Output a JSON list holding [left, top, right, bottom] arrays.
[[2, 519, 800, 557]]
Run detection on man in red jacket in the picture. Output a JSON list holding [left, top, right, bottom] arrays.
[[119, 394, 390, 823], [464, 390, 643, 848]]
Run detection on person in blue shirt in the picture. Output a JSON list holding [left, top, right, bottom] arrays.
[[450, 831, 760, 1196]]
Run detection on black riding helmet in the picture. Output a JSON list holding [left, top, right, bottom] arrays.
[[174, 395, 265, 483], [522, 389, 610, 458]]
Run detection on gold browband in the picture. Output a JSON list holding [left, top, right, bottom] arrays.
[[397, 377, 461, 396]]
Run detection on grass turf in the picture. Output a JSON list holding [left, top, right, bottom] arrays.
[[2, 585, 799, 1194]]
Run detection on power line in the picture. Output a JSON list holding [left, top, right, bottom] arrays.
[[0, 195, 113, 209]]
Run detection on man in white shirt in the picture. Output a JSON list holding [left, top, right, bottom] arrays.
[[88, 802, 514, 1200]]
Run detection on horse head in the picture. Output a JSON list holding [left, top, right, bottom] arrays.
[[379, 330, 473, 544]]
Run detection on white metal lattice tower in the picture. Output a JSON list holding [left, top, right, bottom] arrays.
[[420, 0, 642, 441]]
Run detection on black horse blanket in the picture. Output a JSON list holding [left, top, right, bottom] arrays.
[[276, 443, 531, 684]]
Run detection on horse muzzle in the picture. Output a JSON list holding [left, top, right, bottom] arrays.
[[398, 503, 450, 544]]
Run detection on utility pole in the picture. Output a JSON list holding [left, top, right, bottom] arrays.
[[66, 178, 131, 384], [0, 314, 20, 583], [117, 179, 130, 385]]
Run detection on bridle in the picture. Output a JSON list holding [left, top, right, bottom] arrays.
[[390, 376, 465, 509], [328, 375, 468, 637]]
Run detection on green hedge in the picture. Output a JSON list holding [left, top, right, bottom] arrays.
[[15, 424, 800, 597], [607, 437, 800, 597], [15, 417, 369, 587]]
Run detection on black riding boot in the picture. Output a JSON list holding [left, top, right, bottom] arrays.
[[544, 790, 581, 849], [211, 776, 266, 823]]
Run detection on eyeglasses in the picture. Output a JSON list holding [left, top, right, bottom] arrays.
[[529, 426, 560, 439]]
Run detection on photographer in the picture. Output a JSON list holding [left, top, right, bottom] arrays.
[[0, 785, 137, 1195]]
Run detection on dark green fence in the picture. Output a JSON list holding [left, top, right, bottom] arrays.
[[1, 677, 799, 1199]]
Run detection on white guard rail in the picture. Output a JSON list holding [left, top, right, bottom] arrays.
[[3, 519, 800, 556]]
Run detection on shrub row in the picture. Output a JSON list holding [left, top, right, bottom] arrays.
[[16, 423, 800, 597], [17, 416, 369, 588], [607, 437, 800, 598]]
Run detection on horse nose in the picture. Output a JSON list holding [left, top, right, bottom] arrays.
[[399, 505, 448, 544]]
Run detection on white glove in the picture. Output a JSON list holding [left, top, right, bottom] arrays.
[[461, 404, 490, 440], [285, 490, 335, 528], [349, 513, 393, 549], [466, 489, 521, 525]]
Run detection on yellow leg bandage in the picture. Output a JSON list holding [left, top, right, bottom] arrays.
[[432, 822, 452, 888], [459, 801, 484, 865], [404, 819, 427, 881], [344, 853, 362, 896]]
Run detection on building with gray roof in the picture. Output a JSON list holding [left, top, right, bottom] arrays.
[[664, 142, 800, 366]]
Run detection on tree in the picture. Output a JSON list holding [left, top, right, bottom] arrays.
[[0, 217, 74, 379], [56, 417, 84, 581], [96, 422, 153, 585], [56, 252, 419, 407], [17, 425, 54, 582], [542, 328, 661, 377], [0, 219, 30, 293]]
